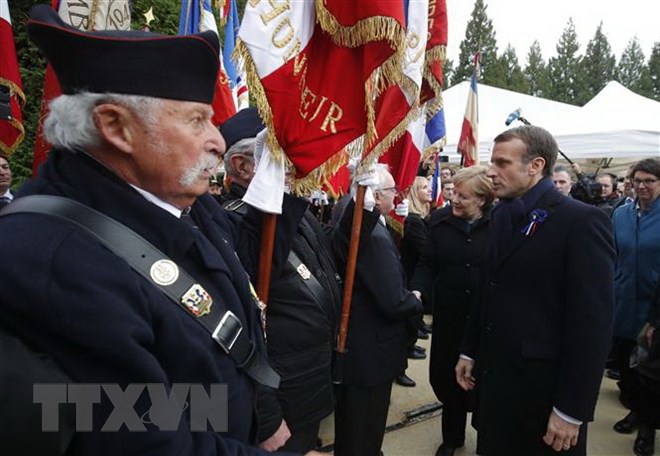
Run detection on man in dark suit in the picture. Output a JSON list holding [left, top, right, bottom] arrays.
[[0, 6, 315, 456], [332, 164, 423, 456], [0, 152, 13, 208], [456, 125, 614, 455], [219, 108, 342, 453]]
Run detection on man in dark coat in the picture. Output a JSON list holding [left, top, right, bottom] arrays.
[[219, 109, 341, 453], [0, 6, 315, 456], [332, 164, 423, 456], [456, 125, 614, 455]]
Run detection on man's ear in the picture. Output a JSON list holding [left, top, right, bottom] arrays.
[[93, 104, 137, 154], [529, 156, 546, 176], [231, 154, 255, 181]]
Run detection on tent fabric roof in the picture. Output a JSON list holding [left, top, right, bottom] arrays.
[[441, 80, 660, 163]]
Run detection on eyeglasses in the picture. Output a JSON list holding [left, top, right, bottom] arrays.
[[632, 178, 659, 186], [378, 185, 398, 194]]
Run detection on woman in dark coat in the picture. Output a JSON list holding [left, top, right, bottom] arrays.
[[411, 166, 494, 456], [397, 176, 433, 387]]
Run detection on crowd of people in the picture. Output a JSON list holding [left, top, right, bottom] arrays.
[[2, 6, 660, 456]]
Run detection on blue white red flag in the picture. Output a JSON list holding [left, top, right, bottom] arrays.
[[457, 53, 480, 167], [179, 0, 236, 125], [222, 0, 248, 110]]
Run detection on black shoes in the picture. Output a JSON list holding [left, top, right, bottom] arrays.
[[634, 426, 656, 456], [417, 329, 430, 340], [407, 346, 427, 360], [606, 369, 621, 380], [435, 444, 456, 456], [394, 373, 416, 387], [614, 411, 638, 434], [421, 324, 433, 334]]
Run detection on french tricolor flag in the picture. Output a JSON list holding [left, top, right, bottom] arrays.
[[457, 53, 480, 167]]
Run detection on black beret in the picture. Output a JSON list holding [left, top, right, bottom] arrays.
[[219, 107, 266, 151], [27, 5, 220, 104]]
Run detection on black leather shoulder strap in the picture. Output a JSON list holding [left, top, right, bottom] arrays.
[[0, 195, 279, 389]]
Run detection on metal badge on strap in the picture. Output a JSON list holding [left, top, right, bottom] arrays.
[[1, 195, 280, 389]]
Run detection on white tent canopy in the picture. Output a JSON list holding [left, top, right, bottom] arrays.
[[441, 81, 660, 166]]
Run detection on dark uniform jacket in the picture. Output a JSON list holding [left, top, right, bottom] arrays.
[[221, 184, 341, 439], [0, 149, 305, 456], [411, 206, 490, 403], [332, 200, 422, 386], [461, 186, 614, 456]]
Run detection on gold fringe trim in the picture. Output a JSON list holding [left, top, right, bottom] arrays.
[[233, 40, 287, 167], [235, 40, 359, 197], [0, 117, 25, 155], [0, 79, 26, 155], [315, 0, 406, 51], [0, 77, 26, 109], [425, 45, 447, 65], [385, 213, 404, 236], [362, 82, 422, 168], [422, 136, 446, 160]]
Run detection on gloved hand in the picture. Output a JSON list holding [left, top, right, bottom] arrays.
[[394, 198, 409, 218], [363, 187, 376, 212], [310, 190, 329, 206]]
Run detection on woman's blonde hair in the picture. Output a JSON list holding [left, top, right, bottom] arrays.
[[452, 166, 495, 208], [407, 176, 431, 218]]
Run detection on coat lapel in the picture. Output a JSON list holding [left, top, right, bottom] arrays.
[[496, 189, 562, 268]]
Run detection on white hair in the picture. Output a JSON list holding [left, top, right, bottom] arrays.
[[223, 137, 256, 178], [374, 163, 391, 190], [43, 92, 163, 151]]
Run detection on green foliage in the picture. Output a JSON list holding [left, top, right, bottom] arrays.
[[493, 44, 528, 93], [547, 19, 584, 104], [617, 37, 654, 97], [649, 43, 660, 101], [578, 22, 616, 105], [131, 0, 181, 35], [7, 0, 46, 188], [454, 0, 498, 85], [442, 59, 454, 88], [523, 41, 551, 98]]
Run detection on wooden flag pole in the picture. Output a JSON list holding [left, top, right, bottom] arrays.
[[334, 185, 366, 383], [257, 213, 277, 305]]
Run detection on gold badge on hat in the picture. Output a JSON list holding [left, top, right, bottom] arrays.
[[150, 259, 179, 286], [296, 263, 311, 280], [181, 284, 213, 317]]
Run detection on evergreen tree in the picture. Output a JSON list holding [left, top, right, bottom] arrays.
[[618, 37, 654, 96], [442, 58, 454, 89], [7, 0, 47, 187], [547, 18, 584, 105], [648, 42, 660, 101], [495, 44, 528, 93], [578, 22, 616, 105], [454, 0, 498, 85], [523, 41, 551, 98]]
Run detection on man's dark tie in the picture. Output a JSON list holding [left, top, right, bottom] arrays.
[[180, 211, 198, 229]]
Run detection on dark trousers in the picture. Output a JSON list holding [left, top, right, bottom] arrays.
[[613, 337, 640, 410], [441, 389, 468, 448], [281, 420, 321, 453], [334, 381, 393, 456]]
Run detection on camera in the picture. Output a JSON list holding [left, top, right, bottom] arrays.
[[570, 173, 603, 205]]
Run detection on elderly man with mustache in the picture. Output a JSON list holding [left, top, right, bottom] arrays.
[[0, 5, 314, 456]]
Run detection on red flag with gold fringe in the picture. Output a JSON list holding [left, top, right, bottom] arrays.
[[0, 0, 25, 155], [236, 1, 406, 193]]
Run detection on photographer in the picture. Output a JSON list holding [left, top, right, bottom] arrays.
[[568, 163, 605, 208], [595, 173, 623, 216]]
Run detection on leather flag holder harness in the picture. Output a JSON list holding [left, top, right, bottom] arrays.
[[1, 195, 280, 389]]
